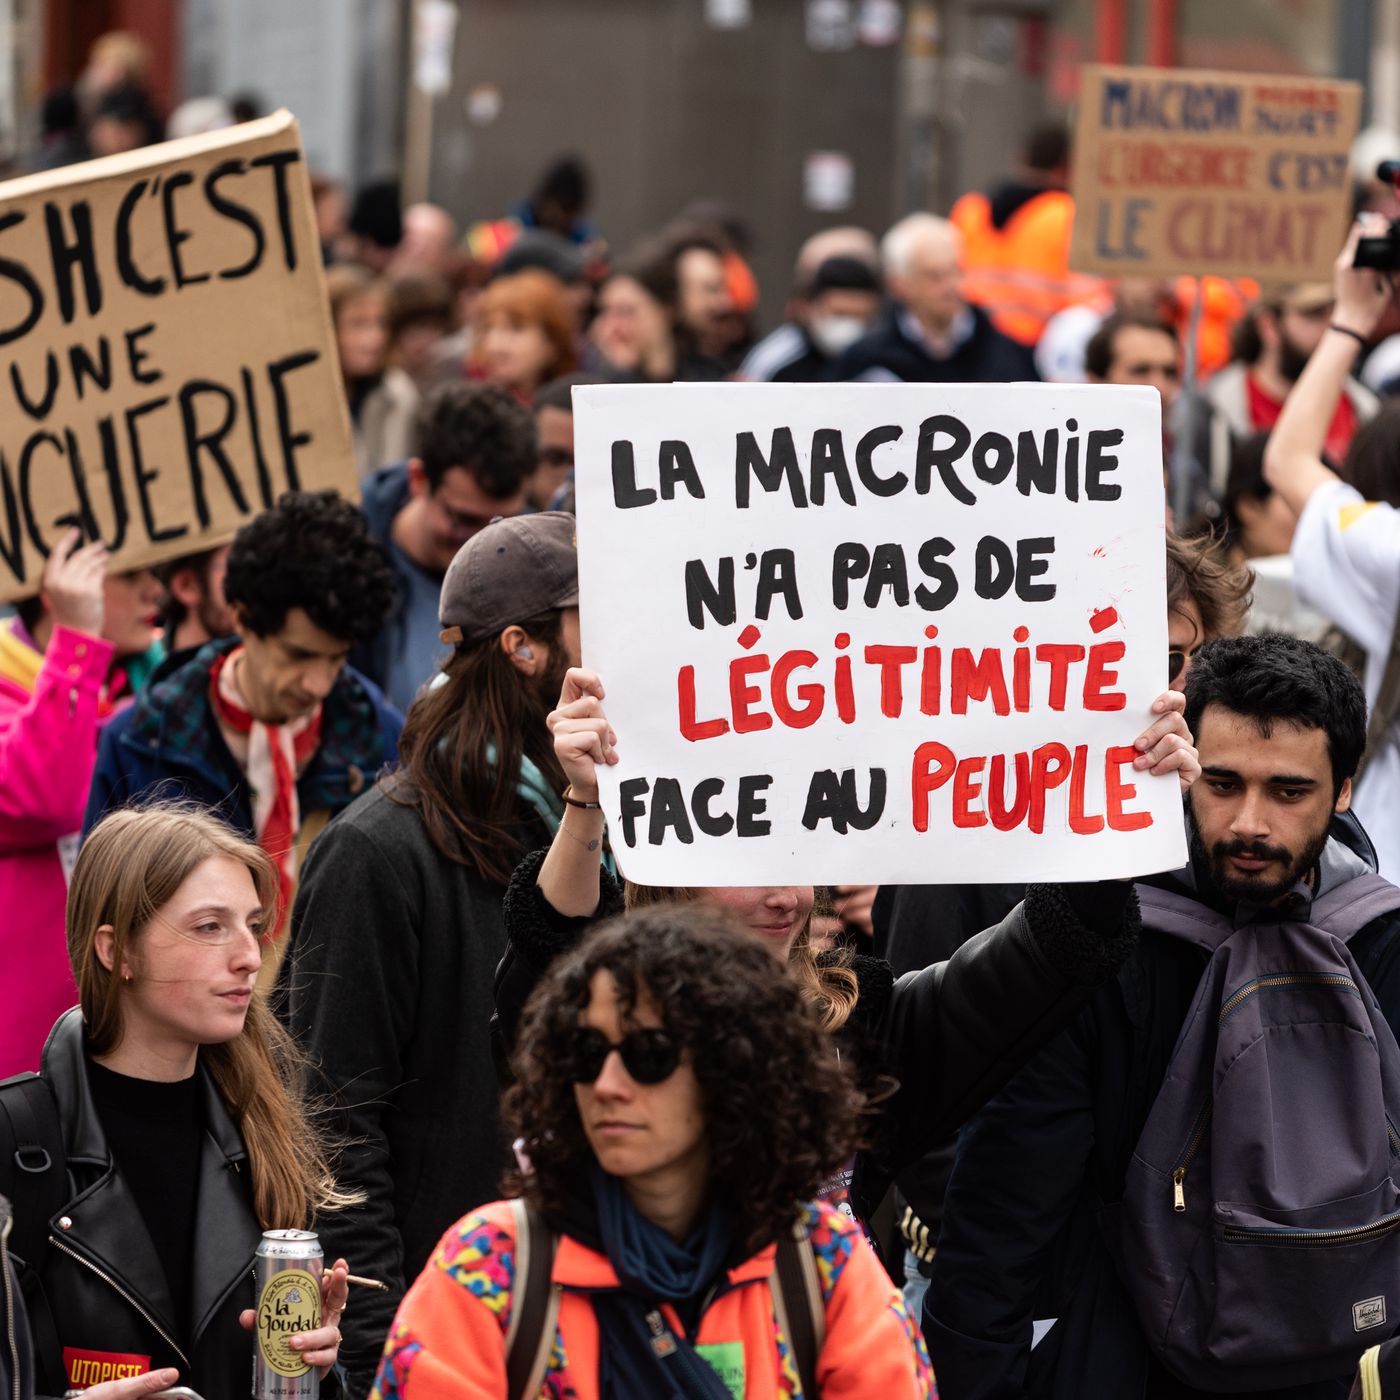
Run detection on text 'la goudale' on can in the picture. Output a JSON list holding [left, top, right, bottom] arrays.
[[254, 1229, 322, 1400]]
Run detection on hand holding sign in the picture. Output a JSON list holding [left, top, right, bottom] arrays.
[[42, 526, 108, 637], [1132, 689, 1200, 793], [548, 666, 619, 800]]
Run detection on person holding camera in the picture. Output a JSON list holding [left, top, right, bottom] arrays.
[[1264, 215, 1400, 880]]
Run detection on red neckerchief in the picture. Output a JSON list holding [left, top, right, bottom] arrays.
[[208, 648, 323, 935]]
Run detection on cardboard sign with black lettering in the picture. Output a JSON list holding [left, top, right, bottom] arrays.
[[574, 382, 1188, 885], [1070, 64, 1361, 282], [0, 110, 353, 602]]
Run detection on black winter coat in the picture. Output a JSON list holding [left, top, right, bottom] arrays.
[[277, 779, 552, 1400], [15, 1011, 261, 1400], [872, 880, 1028, 1273], [493, 851, 1141, 1223], [925, 837, 1400, 1400], [831, 303, 1038, 384]]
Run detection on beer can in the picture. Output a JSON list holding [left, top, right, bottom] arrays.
[[253, 1229, 323, 1400]]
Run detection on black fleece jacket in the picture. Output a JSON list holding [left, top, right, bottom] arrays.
[[277, 779, 551, 1400], [493, 851, 1141, 1223]]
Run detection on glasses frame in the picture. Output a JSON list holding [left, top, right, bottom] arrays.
[[564, 1026, 682, 1086]]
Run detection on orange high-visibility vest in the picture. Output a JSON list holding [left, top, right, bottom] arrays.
[[951, 189, 1105, 346], [1170, 275, 1258, 379]]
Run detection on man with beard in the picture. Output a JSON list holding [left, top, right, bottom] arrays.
[[276, 512, 579, 1398], [1204, 283, 1377, 484], [924, 634, 1400, 1400]]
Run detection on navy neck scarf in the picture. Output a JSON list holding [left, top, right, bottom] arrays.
[[590, 1165, 735, 1400]]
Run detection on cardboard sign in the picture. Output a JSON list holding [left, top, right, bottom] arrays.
[[0, 110, 354, 602], [575, 383, 1187, 885], [1070, 64, 1361, 282]]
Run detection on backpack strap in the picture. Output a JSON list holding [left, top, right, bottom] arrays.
[[771, 1219, 825, 1399], [1357, 1342, 1383, 1400], [504, 1198, 560, 1400], [1310, 872, 1400, 941], [1134, 884, 1235, 953], [0, 1074, 65, 1271]]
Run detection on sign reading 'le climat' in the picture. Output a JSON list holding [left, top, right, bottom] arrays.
[[0, 110, 355, 603], [575, 383, 1187, 886], [1071, 64, 1361, 283]]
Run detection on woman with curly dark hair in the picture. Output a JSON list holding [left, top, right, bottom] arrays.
[[375, 905, 933, 1399], [494, 666, 1202, 1237]]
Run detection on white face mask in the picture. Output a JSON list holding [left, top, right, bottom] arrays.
[[809, 313, 868, 357]]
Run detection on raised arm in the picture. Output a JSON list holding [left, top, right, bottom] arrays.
[[0, 532, 114, 847], [1265, 218, 1395, 516], [537, 666, 617, 916]]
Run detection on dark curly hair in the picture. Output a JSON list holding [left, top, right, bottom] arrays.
[[224, 491, 394, 645], [505, 906, 865, 1255], [1166, 529, 1251, 643], [1184, 634, 1367, 797], [416, 382, 537, 494]]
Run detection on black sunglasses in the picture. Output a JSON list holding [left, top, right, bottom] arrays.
[[564, 1026, 681, 1085], [1169, 648, 1192, 684]]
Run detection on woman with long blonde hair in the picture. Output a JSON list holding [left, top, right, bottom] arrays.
[[11, 805, 355, 1400]]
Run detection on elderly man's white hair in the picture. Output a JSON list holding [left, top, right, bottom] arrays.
[[880, 213, 962, 280]]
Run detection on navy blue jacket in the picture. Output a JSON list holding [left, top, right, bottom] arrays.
[[832, 303, 1037, 384], [82, 635, 402, 839], [351, 462, 422, 698]]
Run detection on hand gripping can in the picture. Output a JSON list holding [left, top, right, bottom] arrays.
[[253, 1230, 322, 1400]]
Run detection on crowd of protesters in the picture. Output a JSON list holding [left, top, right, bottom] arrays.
[[13, 30, 1400, 1400]]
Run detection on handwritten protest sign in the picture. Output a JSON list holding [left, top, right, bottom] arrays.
[[0, 110, 353, 602], [574, 383, 1187, 885], [1070, 64, 1361, 282]]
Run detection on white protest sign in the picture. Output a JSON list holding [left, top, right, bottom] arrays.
[[575, 383, 1186, 885]]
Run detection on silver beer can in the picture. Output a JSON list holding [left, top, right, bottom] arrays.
[[253, 1229, 323, 1400]]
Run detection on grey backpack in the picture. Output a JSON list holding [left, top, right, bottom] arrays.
[[1111, 873, 1400, 1392]]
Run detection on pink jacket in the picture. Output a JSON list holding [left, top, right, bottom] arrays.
[[0, 620, 114, 1076]]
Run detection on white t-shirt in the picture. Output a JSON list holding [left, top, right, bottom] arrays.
[[1292, 477, 1400, 877]]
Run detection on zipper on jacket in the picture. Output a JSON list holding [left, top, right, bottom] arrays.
[[1170, 1099, 1212, 1212], [1218, 973, 1360, 1025], [1221, 1210, 1400, 1248], [1388, 1116, 1400, 1160], [47, 1235, 191, 1368], [4, 1210, 20, 1400]]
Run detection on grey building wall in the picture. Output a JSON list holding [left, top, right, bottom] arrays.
[[428, 0, 903, 327], [182, 0, 404, 184]]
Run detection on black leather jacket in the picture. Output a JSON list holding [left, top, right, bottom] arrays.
[[15, 1010, 262, 1400]]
